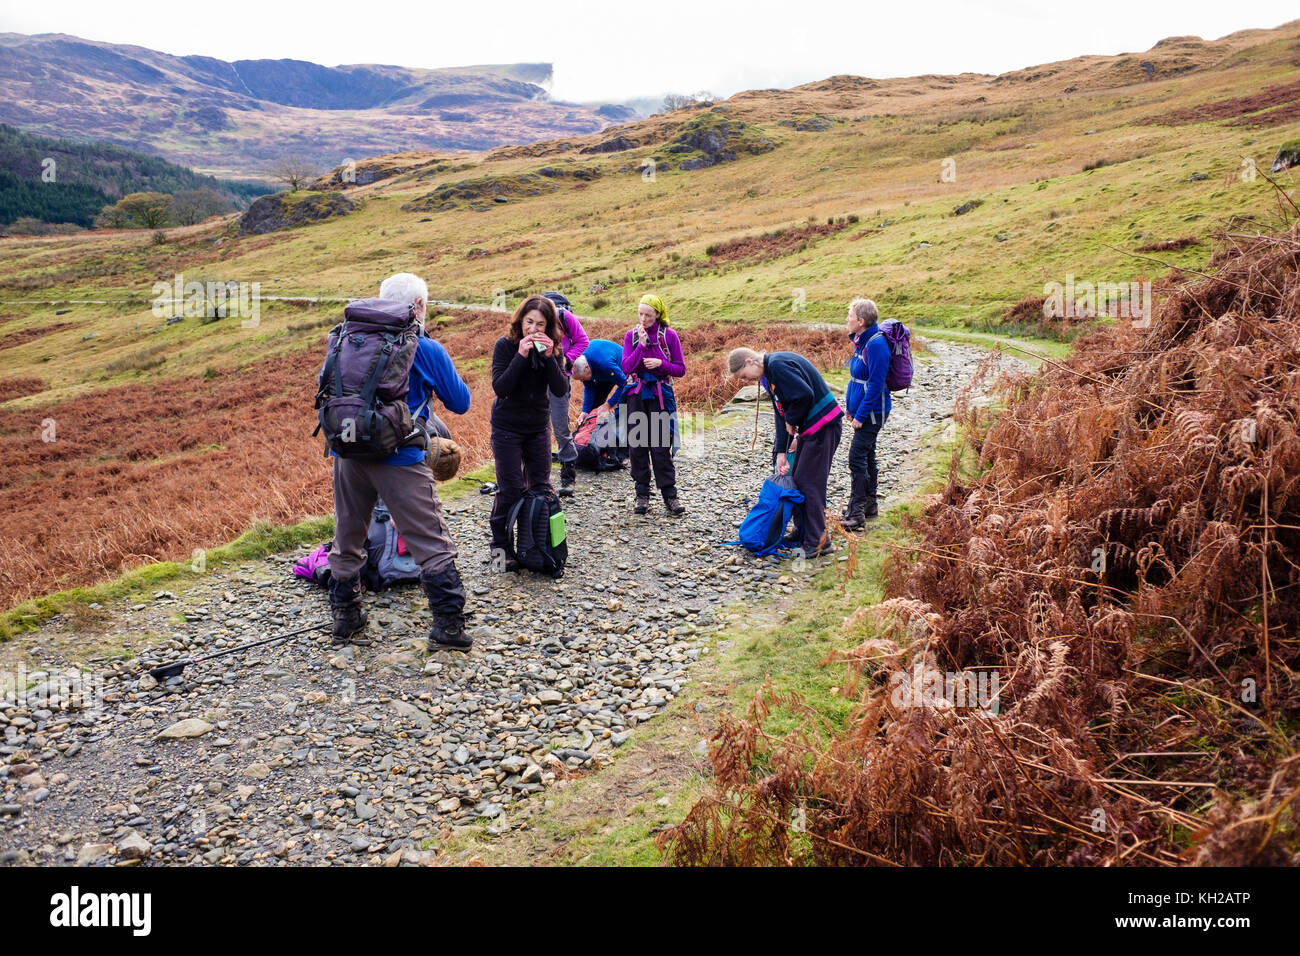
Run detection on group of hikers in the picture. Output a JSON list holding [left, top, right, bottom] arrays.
[[313, 273, 897, 652]]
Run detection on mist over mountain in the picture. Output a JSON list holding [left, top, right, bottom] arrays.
[[0, 33, 637, 178]]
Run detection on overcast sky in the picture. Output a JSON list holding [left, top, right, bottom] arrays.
[[2, 1, 1296, 103]]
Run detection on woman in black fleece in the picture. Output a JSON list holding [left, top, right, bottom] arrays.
[[489, 295, 568, 565]]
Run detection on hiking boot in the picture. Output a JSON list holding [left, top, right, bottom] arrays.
[[427, 613, 472, 651], [664, 498, 686, 516], [841, 475, 869, 529], [634, 497, 649, 515], [422, 565, 470, 651], [558, 461, 576, 498], [327, 576, 368, 644]]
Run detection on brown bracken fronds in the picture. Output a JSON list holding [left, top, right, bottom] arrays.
[[661, 221, 1300, 867]]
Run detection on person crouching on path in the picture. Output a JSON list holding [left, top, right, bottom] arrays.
[[540, 291, 590, 498], [728, 346, 844, 557], [622, 293, 686, 516], [489, 295, 568, 569], [325, 272, 473, 650], [571, 338, 630, 425], [842, 297, 892, 529]]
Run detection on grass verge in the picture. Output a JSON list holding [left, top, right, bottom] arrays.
[[0, 463, 500, 643]]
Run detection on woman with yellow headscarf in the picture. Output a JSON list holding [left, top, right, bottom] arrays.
[[621, 293, 686, 516]]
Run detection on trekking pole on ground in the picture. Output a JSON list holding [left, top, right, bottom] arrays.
[[145, 621, 332, 681]]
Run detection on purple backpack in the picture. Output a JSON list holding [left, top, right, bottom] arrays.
[[313, 298, 424, 458], [873, 320, 914, 392]]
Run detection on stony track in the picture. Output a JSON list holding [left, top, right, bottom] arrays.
[[0, 341, 1011, 866]]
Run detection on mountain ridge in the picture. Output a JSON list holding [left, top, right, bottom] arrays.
[[0, 33, 623, 178]]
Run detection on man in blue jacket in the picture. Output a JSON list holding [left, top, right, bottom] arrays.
[[571, 339, 629, 419], [842, 298, 892, 529], [728, 346, 844, 557], [323, 273, 473, 651]]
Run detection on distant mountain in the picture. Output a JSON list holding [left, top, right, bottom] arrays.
[[0, 33, 635, 179], [0, 124, 273, 227]]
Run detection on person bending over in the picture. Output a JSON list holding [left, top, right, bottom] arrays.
[[572, 338, 630, 424], [728, 346, 843, 557]]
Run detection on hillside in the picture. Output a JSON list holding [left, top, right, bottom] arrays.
[[0, 19, 1298, 610], [0, 124, 273, 228], [0, 33, 630, 178], [666, 220, 1300, 867]]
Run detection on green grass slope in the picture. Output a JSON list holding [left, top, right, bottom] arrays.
[[1, 21, 1298, 401]]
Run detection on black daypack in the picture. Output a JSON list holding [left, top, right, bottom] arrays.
[[314, 298, 426, 458], [506, 489, 568, 578]]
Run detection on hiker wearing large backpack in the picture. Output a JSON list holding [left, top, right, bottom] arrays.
[[540, 292, 590, 498], [315, 273, 473, 650], [622, 294, 686, 516], [728, 346, 843, 557], [489, 295, 569, 568], [842, 298, 892, 529]]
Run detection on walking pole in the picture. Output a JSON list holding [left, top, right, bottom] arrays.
[[145, 621, 332, 681]]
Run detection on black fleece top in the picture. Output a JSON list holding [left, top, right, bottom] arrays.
[[490, 335, 567, 432]]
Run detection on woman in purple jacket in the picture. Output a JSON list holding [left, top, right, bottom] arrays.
[[541, 291, 589, 498], [622, 293, 686, 516]]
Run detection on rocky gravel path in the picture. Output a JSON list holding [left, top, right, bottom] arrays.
[[0, 341, 1015, 866]]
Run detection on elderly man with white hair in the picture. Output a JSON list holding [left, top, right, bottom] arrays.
[[322, 272, 473, 650]]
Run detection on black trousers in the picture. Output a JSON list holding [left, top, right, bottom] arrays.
[[848, 411, 887, 504], [626, 390, 677, 498], [792, 418, 843, 554], [489, 422, 553, 554]]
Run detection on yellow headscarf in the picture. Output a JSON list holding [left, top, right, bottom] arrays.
[[639, 293, 667, 324]]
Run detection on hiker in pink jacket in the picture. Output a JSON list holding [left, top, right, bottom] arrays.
[[541, 292, 589, 498], [621, 293, 686, 516]]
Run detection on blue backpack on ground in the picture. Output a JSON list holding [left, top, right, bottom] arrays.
[[361, 499, 422, 591], [732, 474, 804, 556]]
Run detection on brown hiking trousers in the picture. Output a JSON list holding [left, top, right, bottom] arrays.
[[328, 457, 457, 580]]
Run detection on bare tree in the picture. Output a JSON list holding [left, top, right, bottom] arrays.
[[662, 93, 694, 111], [171, 188, 232, 226], [268, 155, 320, 192]]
